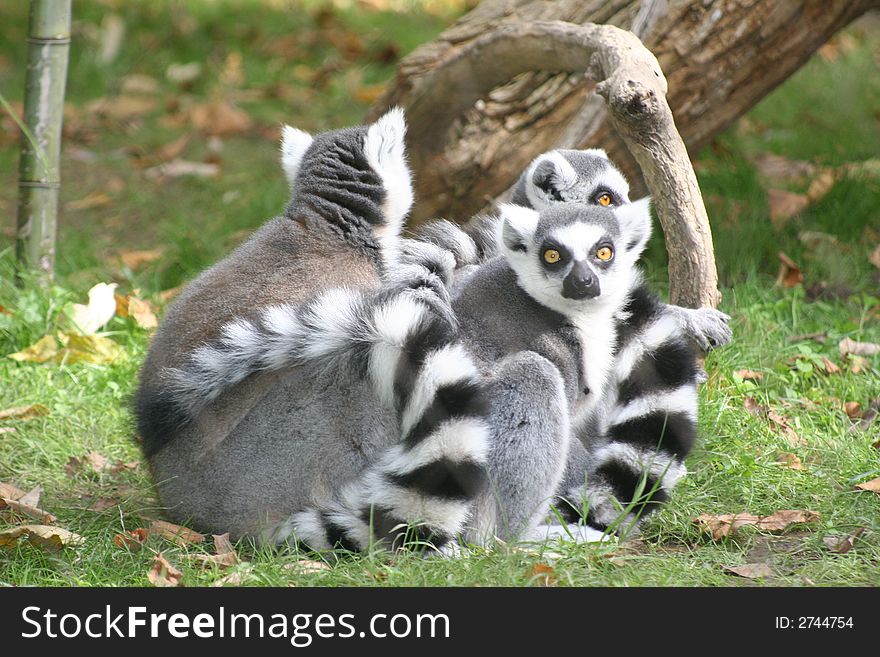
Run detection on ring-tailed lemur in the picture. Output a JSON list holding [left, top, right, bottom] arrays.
[[405, 148, 732, 353], [451, 200, 700, 540], [164, 195, 700, 544], [135, 110, 491, 550]]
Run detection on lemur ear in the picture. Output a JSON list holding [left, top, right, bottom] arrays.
[[526, 152, 577, 208], [614, 197, 653, 257], [280, 125, 313, 189], [497, 204, 540, 254], [364, 107, 414, 232]]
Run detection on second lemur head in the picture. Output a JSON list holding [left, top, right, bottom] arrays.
[[498, 199, 652, 318], [510, 148, 631, 211]]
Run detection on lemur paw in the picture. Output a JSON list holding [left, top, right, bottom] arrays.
[[395, 238, 456, 287], [525, 523, 613, 544], [676, 307, 732, 352]]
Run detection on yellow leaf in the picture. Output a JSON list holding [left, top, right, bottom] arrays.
[[7, 335, 61, 362], [53, 334, 123, 365]]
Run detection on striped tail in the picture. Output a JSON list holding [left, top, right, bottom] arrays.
[[274, 293, 491, 551], [163, 277, 490, 551], [557, 285, 699, 533]]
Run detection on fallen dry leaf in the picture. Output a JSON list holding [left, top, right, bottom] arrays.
[[818, 356, 841, 375], [145, 159, 220, 180], [166, 61, 202, 85], [0, 404, 49, 421], [87, 95, 157, 121], [722, 563, 775, 579], [806, 169, 836, 203], [0, 498, 56, 524], [854, 477, 880, 494], [775, 252, 803, 288], [869, 244, 880, 270], [767, 411, 803, 446], [66, 450, 110, 475], [18, 486, 41, 507], [0, 482, 26, 500], [150, 519, 205, 546], [117, 248, 164, 270], [69, 282, 118, 335], [121, 73, 159, 95], [848, 355, 871, 374], [211, 564, 254, 587], [283, 559, 331, 576], [158, 285, 183, 303], [768, 190, 809, 228], [7, 335, 58, 363], [529, 563, 557, 586], [788, 331, 828, 344], [823, 528, 864, 555], [774, 452, 804, 471], [693, 510, 820, 540], [0, 427, 16, 435], [189, 99, 252, 136], [88, 497, 119, 512], [0, 304, 12, 316], [157, 133, 190, 161], [127, 297, 158, 329], [148, 553, 183, 587], [753, 153, 816, 185], [743, 396, 767, 417], [0, 524, 84, 551], [733, 369, 763, 381], [839, 338, 880, 357], [844, 402, 862, 419], [192, 533, 239, 569], [113, 528, 149, 550], [66, 191, 113, 212], [8, 332, 123, 365]]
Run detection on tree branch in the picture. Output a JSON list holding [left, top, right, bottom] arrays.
[[382, 20, 720, 308]]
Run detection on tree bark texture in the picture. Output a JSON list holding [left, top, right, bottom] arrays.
[[369, 0, 879, 308], [16, 0, 72, 283]]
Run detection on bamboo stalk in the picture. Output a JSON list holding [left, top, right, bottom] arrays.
[[15, 0, 72, 284]]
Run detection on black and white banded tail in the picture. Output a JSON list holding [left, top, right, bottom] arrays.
[[160, 282, 490, 551], [558, 284, 700, 533]]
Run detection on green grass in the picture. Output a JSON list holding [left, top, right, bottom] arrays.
[[1, 2, 879, 586]]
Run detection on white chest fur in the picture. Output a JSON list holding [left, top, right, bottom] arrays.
[[570, 310, 618, 423]]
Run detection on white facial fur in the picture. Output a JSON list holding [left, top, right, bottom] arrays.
[[364, 107, 414, 244], [525, 148, 632, 210], [280, 125, 314, 190], [497, 201, 652, 320]]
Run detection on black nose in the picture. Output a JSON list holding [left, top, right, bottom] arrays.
[[562, 262, 600, 299]]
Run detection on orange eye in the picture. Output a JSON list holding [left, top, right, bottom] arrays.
[[543, 249, 561, 264], [596, 193, 612, 207], [596, 246, 613, 261]]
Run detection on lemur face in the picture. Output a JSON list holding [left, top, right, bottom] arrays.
[[498, 200, 652, 317], [520, 149, 631, 212]]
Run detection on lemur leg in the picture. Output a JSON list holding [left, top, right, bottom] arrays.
[[466, 351, 572, 544], [665, 305, 732, 352], [555, 313, 700, 535]]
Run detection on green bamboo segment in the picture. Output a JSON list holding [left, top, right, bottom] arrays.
[[15, 0, 72, 283]]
